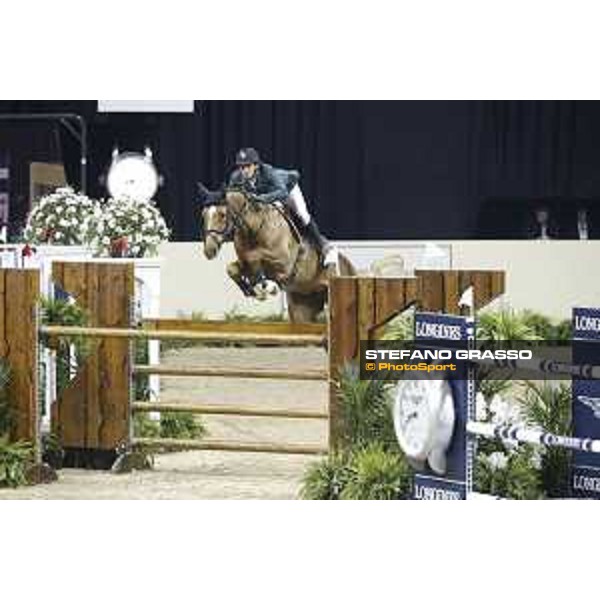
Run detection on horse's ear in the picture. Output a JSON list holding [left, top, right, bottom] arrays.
[[197, 181, 211, 204], [198, 183, 226, 207]]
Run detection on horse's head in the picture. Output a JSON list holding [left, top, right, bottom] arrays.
[[201, 202, 230, 259]]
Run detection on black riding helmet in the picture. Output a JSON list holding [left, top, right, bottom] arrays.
[[235, 147, 261, 166]]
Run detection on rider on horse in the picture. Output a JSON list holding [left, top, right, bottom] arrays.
[[199, 148, 336, 266]]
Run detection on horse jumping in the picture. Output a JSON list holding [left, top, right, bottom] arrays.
[[202, 188, 355, 323]]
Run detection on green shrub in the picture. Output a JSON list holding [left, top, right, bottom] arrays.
[[478, 308, 572, 343], [517, 381, 571, 498], [40, 296, 90, 328], [133, 341, 151, 402], [381, 312, 414, 341], [300, 453, 351, 500], [474, 445, 543, 499], [133, 412, 162, 438], [302, 363, 413, 500], [0, 360, 13, 436], [134, 410, 205, 441], [0, 437, 34, 488], [301, 445, 413, 500], [521, 310, 554, 340], [476, 377, 513, 401], [522, 311, 572, 342], [553, 319, 572, 342], [336, 363, 396, 451], [160, 412, 205, 439], [341, 443, 412, 500], [477, 308, 541, 342], [41, 432, 65, 469], [474, 381, 572, 499], [40, 296, 92, 393]]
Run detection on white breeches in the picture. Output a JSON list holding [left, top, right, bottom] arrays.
[[288, 184, 311, 226]]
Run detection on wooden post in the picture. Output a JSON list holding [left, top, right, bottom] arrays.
[[51, 262, 134, 468], [0, 269, 40, 450]]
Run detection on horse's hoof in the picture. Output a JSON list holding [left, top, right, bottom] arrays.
[[253, 280, 278, 300]]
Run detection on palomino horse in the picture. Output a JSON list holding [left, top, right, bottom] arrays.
[[201, 188, 355, 323]]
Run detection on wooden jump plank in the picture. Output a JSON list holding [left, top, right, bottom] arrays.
[[132, 437, 328, 455], [41, 325, 326, 345], [416, 270, 506, 314], [133, 365, 328, 381], [143, 318, 326, 336], [131, 402, 328, 419]]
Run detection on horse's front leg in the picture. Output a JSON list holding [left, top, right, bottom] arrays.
[[251, 271, 280, 301], [226, 260, 256, 297]]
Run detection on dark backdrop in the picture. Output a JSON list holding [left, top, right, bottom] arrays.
[[2, 100, 600, 240]]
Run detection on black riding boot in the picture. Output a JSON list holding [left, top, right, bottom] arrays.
[[304, 219, 331, 260]]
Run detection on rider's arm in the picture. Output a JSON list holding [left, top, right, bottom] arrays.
[[254, 166, 293, 203]]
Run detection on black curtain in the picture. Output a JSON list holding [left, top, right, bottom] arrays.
[[3, 100, 600, 240], [155, 101, 366, 240]]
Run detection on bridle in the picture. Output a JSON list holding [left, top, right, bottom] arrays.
[[202, 202, 233, 241]]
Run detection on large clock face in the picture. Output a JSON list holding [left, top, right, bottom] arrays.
[[393, 378, 436, 460], [107, 153, 159, 202], [393, 375, 456, 473]]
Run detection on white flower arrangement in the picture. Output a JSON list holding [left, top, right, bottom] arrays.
[[23, 188, 171, 259], [90, 195, 170, 258], [483, 451, 509, 471], [489, 394, 524, 427], [23, 187, 99, 246]]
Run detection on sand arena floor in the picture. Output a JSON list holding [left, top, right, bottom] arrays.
[[0, 345, 328, 500]]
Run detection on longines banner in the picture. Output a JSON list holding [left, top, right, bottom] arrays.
[[572, 308, 600, 499], [408, 313, 473, 500]]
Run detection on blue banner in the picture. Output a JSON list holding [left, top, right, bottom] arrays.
[[411, 312, 474, 500], [572, 308, 600, 498]]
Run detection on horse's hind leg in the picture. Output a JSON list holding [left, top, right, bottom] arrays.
[[286, 290, 326, 323], [227, 261, 255, 297]]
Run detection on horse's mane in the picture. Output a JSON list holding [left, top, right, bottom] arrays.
[[224, 188, 301, 241]]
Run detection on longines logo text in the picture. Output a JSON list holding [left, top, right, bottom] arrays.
[[414, 484, 462, 500], [574, 315, 600, 333], [415, 322, 462, 340]]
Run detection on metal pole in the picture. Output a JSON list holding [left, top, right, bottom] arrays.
[[467, 420, 600, 453]]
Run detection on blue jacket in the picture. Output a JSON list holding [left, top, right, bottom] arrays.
[[229, 163, 300, 203]]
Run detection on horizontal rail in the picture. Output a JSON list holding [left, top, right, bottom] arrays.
[[467, 421, 600, 453], [132, 402, 328, 419], [142, 318, 326, 336], [40, 325, 325, 346], [133, 437, 328, 455], [133, 365, 328, 381]]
